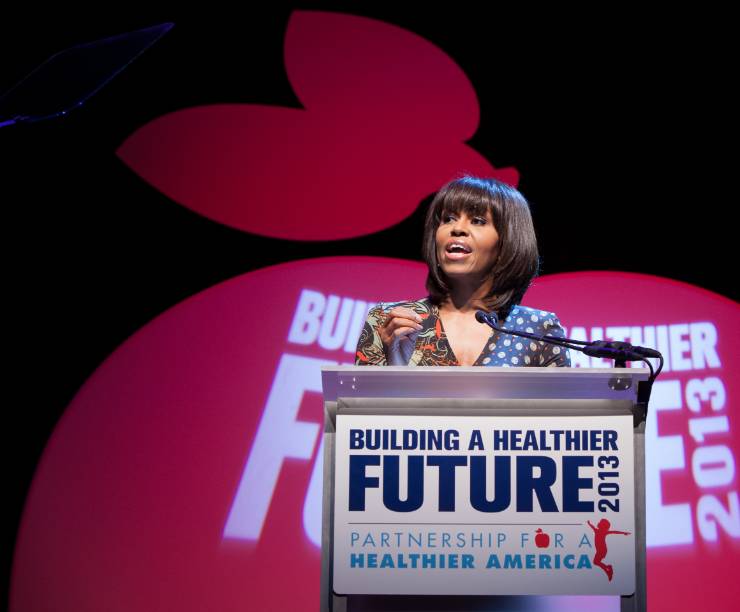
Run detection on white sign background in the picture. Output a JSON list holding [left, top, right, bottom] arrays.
[[334, 414, 635, 595]]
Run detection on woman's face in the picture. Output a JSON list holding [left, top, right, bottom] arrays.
[[435, 208, 500, 284]]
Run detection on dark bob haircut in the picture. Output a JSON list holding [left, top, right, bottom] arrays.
[[422, 176, 540, 318]]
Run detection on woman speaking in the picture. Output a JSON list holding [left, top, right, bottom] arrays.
[[355, 176, 570, 368]]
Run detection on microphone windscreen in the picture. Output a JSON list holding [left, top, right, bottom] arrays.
[[633, 346, 662, 359]]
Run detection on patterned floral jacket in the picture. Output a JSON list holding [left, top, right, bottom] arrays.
[[355, 298, 571, 367]]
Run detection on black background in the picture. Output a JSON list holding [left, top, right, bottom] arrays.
[[1, 6, 734, 606]]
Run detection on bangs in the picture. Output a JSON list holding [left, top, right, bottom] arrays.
[[436, 178, 498, 221]]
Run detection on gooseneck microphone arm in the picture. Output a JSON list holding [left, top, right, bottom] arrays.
[[475, 310, 664, 423], [474, 311, 585, 353], [474, 310, 663, 379]]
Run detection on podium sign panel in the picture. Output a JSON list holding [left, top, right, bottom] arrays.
[[333, 413, 635, 595]]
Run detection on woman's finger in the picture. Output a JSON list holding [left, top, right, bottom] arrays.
[[382, 318, 423, 338], [392, 325, 421, 339], [387, 307, 423, 323], [383, 310, 422, 330]]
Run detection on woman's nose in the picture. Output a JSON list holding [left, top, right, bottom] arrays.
[[451, 218, 469, 234]]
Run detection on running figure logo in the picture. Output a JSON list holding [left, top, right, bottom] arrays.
[[587, 519, 631, 581]]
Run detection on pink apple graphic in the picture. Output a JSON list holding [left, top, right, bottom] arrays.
[[116, 11, 517, 240]]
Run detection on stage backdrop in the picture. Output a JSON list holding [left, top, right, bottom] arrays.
[[4, 8, 737, 612]]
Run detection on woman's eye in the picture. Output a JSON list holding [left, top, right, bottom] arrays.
[[473, 217, 487, 225], [442, 214, 456, 223]]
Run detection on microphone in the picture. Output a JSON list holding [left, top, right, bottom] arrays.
[[475, 310, 663, 425], [581, 341, 642, 362], [474, 310, 663, 372], [474, 310, 496, 326]]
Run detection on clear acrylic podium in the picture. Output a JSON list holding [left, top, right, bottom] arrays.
[[320, 366, 650, 612]]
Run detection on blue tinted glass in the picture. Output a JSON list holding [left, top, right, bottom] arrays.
[[0, 22, 173, 125]]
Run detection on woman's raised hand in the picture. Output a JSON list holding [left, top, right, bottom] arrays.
[[379, 307, 423, 365]]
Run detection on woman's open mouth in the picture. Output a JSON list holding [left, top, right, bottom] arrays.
[[445, 241, 472, 261]]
